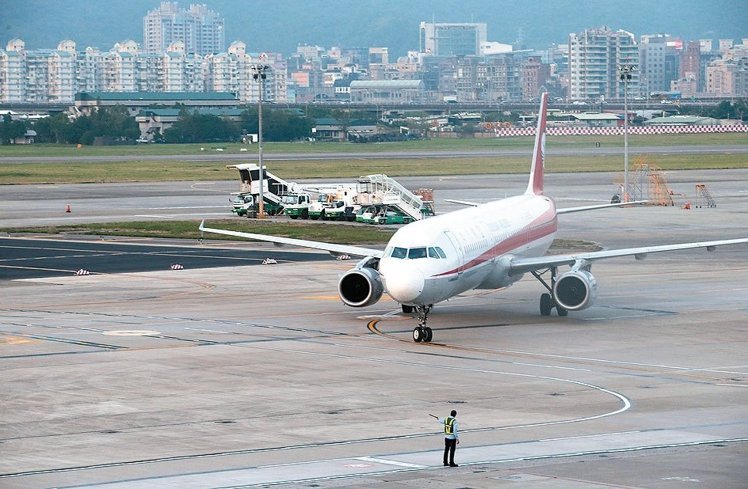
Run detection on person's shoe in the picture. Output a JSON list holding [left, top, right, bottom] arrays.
[[449, 463, 459, 467], [443, 462, 449, 466]]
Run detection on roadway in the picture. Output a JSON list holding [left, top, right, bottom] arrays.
[[3, 144, 748, 163], [1, 170, 747, 488]]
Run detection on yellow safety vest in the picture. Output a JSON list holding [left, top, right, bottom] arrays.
[[444, 417, 455, 435]]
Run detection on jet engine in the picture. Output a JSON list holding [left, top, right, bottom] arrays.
[[553, 269, 598, 311], [338, 265, 384, 307]]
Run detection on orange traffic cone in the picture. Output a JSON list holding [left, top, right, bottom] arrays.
[[65, 203, 72, 213]]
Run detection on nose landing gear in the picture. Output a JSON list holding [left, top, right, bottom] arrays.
[[412, 305, 433, 342]]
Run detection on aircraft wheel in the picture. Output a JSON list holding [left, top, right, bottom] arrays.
[[413, 327, 424, 342], [540, 293, 553, 316], [556, 305, 569, 317], [402, 304, 414, 314], [424, 327, 433, 343]]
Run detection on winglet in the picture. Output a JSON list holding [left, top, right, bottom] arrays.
[[526, 92, 549, 196]]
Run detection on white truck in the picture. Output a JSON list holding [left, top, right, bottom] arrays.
[[281, 192, 312, 219]]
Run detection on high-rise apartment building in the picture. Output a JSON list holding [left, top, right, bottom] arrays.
[[679, 41, 701, 82], [707, 42, 748, 97], [143, 2, 225, 55], [568, 26, 639, 100], [419, 22, 487, 56], [639, 34, 670, 95]]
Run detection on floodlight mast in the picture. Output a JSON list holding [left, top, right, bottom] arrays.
[[252, 64, 269, 217]]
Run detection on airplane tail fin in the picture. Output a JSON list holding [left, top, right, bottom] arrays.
[[526, 92, 549, 195]]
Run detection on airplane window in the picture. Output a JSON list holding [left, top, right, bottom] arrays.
[[408, 247, 427, 259], [428, 247, 439, 258], [391, 247, 407, 259], [435, 247, 447, 258]]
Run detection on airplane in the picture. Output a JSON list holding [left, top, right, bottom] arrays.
[[200, 92, 748, 343]]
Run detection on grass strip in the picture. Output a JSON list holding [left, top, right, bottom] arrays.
[[1, 152, 746, 185]]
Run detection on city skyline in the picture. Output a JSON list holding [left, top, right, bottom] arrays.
[[3, 0, 746, 57], [2, 2, 746, 106]]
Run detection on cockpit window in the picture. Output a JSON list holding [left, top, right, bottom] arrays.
[[388, 246, 446, 259], [408, 247, 427, 259], [390, 247, 407, 259]]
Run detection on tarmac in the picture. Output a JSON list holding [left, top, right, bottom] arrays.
[[1, 169, 747, 488]]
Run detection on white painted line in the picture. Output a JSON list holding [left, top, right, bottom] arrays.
[[356, 456, 427, 468]]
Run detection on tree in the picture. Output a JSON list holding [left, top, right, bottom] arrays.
[[31, 106, 140, 145], [163, 110, 241, 143], [0, 114, 28, 145]]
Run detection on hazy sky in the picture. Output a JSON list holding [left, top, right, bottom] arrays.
[[3, 0, 746, 56]]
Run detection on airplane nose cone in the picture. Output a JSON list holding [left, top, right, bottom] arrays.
[[384, 267, 424, 303]]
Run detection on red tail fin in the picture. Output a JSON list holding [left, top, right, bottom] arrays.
[[526, 92, 549, 195]]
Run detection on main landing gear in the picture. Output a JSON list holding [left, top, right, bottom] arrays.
[[410, 305, 433, 343], [531, 267, 568, 317]]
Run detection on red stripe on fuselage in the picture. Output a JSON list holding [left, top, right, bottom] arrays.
[[433, 207, 557, 278]]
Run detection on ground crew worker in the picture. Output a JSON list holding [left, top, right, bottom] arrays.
[[429, 410, 459, 467]]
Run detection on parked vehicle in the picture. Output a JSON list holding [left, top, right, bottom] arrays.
[[230, 193, 254, 217], [282, 192, 312, 219]]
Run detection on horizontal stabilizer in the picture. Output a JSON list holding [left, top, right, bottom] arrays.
[[557, 200, 648, 214]]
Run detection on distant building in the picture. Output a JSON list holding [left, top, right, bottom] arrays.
[[568, 26, 639, 101], [143, 2, 225, 55], [679, 41, 701, 89], [75, 91, 238, 116], [521, 56, 551, 101], [349, 80, 424, 104], [639, 34, 671, 95], [419, 22, 487, 56], [135, 107, 244, 140], [706, 42, 748, 97]]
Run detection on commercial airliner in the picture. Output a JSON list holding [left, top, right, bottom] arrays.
[[200, 93, 748, 343]]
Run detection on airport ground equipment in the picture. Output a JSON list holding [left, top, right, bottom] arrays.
[[355, 174, 429, 221], [356, 204, 415, 225], [281, 192, 312, 219], [695, 184, 717, 208], [227, 164, 433, 224], [615, 158, 675, 206], [230, 193, 254, 216], [227, 163, 290, 215]]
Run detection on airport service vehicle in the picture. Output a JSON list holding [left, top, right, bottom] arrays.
[[308, 195, 334, 220], [282, 192, 312, 219], [201, 93, 748, 343], [230, 193, 254, 216], [358, 205, 413, 225], [309, 194, 357, 221], [323, 201, 357, 221]]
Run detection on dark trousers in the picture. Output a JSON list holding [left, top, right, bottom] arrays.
[[443, 437, 456, 465]]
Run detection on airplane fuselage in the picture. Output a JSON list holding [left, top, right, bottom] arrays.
[[379, 193, 557, 306]]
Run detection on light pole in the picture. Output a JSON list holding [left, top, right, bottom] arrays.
[[252, 63, 269, 217], [618, 64, 635, 203]]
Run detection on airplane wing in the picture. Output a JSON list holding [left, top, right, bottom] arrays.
[[446, 200, 647, 212], [199, 221, 384, 258], [509, 238, 748, 275], [444, 198, 480, 207], [557, 201, 647, 214]]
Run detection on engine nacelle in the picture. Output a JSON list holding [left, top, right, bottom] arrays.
[[338, 266, 384, 307], [553, 269, 598, 311]]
